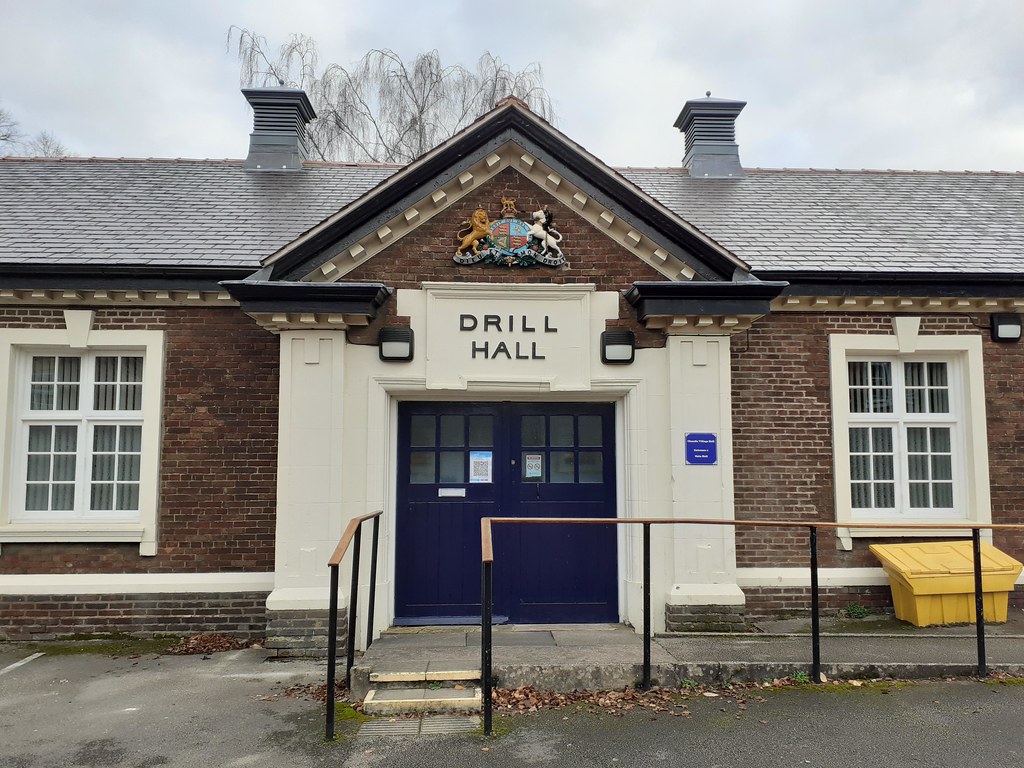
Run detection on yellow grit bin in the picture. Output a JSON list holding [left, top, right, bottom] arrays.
[[870, 540, 1022, 627]]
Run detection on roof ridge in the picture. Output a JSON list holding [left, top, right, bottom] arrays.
[[0, 156, 246, 165], [0, 156, 409, 170], [617, 165, 1024, 176]]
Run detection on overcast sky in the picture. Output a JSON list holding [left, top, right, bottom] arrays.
[[1, 0, 1022, 170]]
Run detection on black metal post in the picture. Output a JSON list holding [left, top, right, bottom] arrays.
[[642, 523, 651, 690], [325, 563, 340, 741], [346, 527, 362, 689], [366, 517, 380, 650], [482, 560, 494, 736], [972, 528, 987, 676], [809, 526, 821, 684]]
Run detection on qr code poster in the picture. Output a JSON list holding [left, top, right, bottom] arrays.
[[469, 451, 493, 483]]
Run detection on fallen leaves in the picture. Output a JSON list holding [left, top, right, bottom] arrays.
[[492, 685, 693, 718], [163, 634, 254, 656]]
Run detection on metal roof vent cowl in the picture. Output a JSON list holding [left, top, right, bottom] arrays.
[[242, 88, 317, 171], [674, 94, 746, 178]]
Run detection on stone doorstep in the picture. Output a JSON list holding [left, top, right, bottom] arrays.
[[362, 686, 482, 715], [369, 659, 481, 684]]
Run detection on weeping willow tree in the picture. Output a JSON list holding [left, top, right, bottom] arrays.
[[228, 27, 555, 163]]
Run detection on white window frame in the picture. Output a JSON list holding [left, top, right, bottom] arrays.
[[829, 319, 990, 549], [0, 313, 164, 555]]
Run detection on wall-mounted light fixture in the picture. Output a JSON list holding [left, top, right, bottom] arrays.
[[600, 330, 636, 364], [378, 328, 415, 361], [991, 314, 1022, 343]]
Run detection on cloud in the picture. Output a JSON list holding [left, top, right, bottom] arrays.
[[1, 0, 1021, 169]]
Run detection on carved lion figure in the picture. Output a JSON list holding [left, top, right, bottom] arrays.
[[456, 208, 492, 255]]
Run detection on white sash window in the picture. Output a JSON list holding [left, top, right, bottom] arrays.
[[1, 320, 164, 555], [21, 353, 145, 519], [829, 325, 990, 547]]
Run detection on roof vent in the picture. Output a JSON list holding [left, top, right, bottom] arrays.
[[242, 88, 317, 171], [674, 93, 746, 178]]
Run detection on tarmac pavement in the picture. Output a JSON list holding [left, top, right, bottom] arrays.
[[4, 610, 1024, 766], [4, 645, 1024, 767]]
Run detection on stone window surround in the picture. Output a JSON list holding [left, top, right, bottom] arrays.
[[829, 317, 991, 550], [0, 311, 164, 555]]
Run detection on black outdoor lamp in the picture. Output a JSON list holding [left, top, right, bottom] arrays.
[[378, 328, 415, 361]]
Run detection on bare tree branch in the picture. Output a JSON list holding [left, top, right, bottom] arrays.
[[230, 30, 556, 163], [0, 101, 70, 157], [25, 131, 70, 158], [1, 103, 23, 147]]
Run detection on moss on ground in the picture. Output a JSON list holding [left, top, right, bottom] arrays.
[[7, 634, 179, 657]]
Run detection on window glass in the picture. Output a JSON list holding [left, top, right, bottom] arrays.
[[410, 451, 435, 484], [410, 415, 435, 448], [468, 414, 493, 447], [846, 355, 960, 518], [550, 415, 574, 447], [439, 451, 465, 483], [25, 424, 78, 512], [578, 415, 602, 447], [439, 415, 464, 447], [521, 415, 545, 446], [550, 451, 575, 483], [848, 425, 895, 510], [31, 356, 81, 411], [579, 452, 602, 483]]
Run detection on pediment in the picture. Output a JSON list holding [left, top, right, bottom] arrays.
[[261, 103, 749, 286]]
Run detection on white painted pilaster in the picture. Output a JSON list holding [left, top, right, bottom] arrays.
[[267, 332, 347, 610], [666, 336, 744, 605]]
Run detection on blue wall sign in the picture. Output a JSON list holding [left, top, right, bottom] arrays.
[[685, 433, 718, 465]]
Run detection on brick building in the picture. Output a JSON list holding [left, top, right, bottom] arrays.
[[2, 89, 1022, 651]]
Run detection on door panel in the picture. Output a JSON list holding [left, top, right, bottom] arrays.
[[508, 404, 617, 622], [395, 402, 617, 624]]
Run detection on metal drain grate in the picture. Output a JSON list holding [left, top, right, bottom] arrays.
[[420, 715, 480, 735], [358, 715, 480, 737]]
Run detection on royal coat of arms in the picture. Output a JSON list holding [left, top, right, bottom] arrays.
[[453, 197, 566, 267]]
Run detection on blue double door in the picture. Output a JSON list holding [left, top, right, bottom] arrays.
[[395, 402, 618, 625]]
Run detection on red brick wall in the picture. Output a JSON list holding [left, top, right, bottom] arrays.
[[732, 311, 1024, 571], [0, 307, 279, 574], [345, 167, 669, 348], [0, 592, 268, 641]]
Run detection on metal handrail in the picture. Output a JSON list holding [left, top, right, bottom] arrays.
[[325, 509, 382, 741], [479, 517, 1024, 736]]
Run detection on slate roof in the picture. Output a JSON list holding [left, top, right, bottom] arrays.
[[621, 167, 1024, 276], [0, 158, 397, 272], [2, 156, 1023, 278]]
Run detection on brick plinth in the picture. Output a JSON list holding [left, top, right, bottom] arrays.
[[0, 592, 269, 641], [265, 609, 347, 659], [665, 604, 748, 632]]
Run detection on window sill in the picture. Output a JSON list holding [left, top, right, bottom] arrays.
[[836, 524, 990, 550], [0, 524, 154, 555]]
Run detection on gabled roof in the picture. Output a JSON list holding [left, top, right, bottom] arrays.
[[260, 99, 747, 283], [2, 125, 1024, 285]]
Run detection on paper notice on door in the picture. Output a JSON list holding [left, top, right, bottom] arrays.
[[469, 451, 493, 483], [524, 453, 543, 479]]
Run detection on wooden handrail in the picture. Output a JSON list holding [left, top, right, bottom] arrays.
[[479, 514, 1022, 735], [328, 510, 383, 566], [480, 516, 1024, 563]]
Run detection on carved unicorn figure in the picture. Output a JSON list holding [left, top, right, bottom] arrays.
[[527, 208, 563, 259]]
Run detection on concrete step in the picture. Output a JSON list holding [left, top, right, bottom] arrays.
[[369, 663, 480, 685], [362, 686, 482, 715]]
